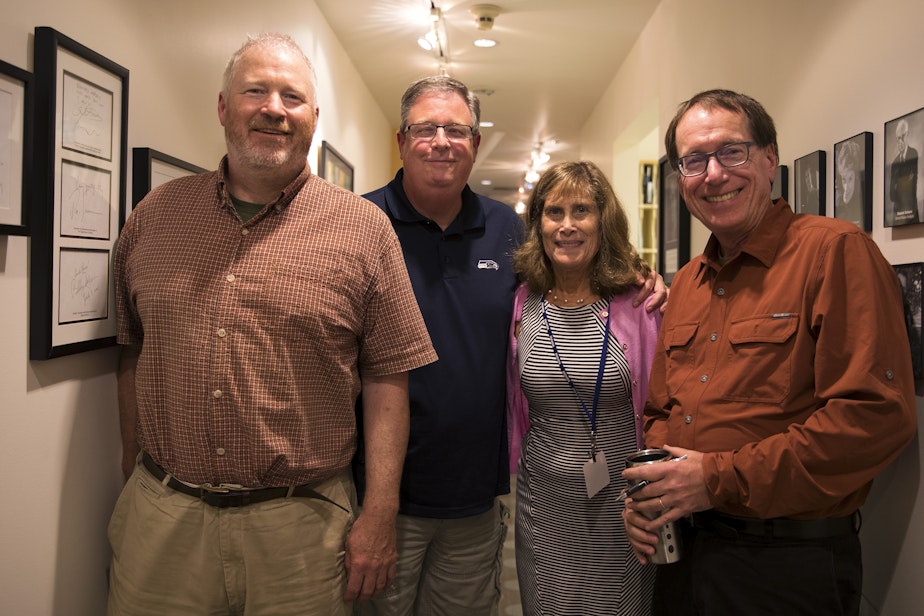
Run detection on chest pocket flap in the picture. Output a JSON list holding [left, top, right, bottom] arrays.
[[665, 322, 698, 349], [727, 314, 798, 345]]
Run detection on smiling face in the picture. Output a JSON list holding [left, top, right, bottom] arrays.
[[218, 44, 318, 176], [675, 105, 777, 254], [397, 90, 479, 198], [540, 186, 601, 279]]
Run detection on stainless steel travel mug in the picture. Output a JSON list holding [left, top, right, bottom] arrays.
[[625, 448, 682, 564]]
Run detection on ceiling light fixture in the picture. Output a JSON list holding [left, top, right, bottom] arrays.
[[418, 1, 449, 59], [473, 38, 497, 48]]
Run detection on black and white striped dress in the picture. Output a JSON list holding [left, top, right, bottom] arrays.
[[515, 294, 655, 615]]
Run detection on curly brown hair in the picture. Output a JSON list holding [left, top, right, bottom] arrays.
[[513, 160, 648, 297]]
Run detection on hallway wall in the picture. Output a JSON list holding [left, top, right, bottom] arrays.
[[582, 1, 924, 613]]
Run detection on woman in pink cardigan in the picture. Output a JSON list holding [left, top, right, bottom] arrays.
[[506, 161, 662, 615]]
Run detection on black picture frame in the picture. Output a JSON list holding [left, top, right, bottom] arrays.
[[0, 59, 33, 236], [771, 164, 789, 201], [657, 155, 690, 285], [132, 147, 208, 207], [893, 262, 923, 380], [884, 107, 924, 227], [834, 132, 873, 231], [319, 141, 354, 191], [30, 27, 129, 360], [793, 150, 826, 215]]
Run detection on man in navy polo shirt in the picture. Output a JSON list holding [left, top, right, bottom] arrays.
[[354, 76, 665, 615]]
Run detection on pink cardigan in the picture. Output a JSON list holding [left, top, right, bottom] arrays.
[[505, 282, 662, 472]]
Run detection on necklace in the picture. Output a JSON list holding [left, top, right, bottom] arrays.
[[547, 289, 587, 305]]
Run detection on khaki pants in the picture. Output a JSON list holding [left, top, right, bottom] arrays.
[[353, 499, 509, 616], [107, 459, 355, 615]]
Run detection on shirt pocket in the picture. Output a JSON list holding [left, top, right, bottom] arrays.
[[663, 322, 699, 399], [722, 314, 798, 403]]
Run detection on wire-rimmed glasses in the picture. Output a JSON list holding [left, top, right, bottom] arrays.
[[404, 122, 475, 142]]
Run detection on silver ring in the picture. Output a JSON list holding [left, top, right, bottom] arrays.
[[659, 496, 666, 509]]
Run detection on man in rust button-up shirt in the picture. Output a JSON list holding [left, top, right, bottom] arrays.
[[622, 89, 916, 616]]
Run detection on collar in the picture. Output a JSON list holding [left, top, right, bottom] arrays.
[[693, 198, 794, 280], [382, 169, 486, 234], [215, 155, 311, 214]]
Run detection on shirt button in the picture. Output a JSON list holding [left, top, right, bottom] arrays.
[[226, 274, 236, 283], [716, 288, 726, 296], [217, 328, 227, 338], [241, 228, 249, 236], [622, 343, 629, 351], [700, 374, 708, 382], [885, 370, 895, 380], [710, 333, 718, 341], [213, 389, 223, 399], [685, 415, 693, 424], [216, 447, 226, 456]]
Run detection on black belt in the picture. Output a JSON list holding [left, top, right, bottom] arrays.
[[141, 451, 348, 512], [691, 510, 859, 541]]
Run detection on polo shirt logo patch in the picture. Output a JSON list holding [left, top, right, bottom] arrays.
[[477, 259, 499, 270]]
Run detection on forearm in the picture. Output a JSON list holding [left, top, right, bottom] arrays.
[[343, 371, 409, 601], [359, 371, 409, 514]]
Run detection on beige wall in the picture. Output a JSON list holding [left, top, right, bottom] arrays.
[[583, 1, 924, 614], [3, 0, 924, 613], [0, 1, 392, 614]]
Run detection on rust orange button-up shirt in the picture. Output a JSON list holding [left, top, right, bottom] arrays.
[[645, 200, 916, 519], [116, 159, 437, 488]]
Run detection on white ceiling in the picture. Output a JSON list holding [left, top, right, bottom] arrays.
[[314, 0, 659, 206]]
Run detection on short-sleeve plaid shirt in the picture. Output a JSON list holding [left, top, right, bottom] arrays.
[[115, 158, 437, 487]]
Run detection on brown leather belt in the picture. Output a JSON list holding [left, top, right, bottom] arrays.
[[691, 510, 859, 541], [141, 451, 348, 512]]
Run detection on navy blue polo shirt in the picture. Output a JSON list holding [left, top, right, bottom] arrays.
[[355, 169, 523, 518]]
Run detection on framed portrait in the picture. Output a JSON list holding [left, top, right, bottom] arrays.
[[639, 160, 656, 205], [132, 147, 208, 207], [319, 141, 354, 191], [793, 150, 826, 215], [657, 155, 690, 285], [0, 59, 32, 235], [30, 27, 128, 360], [833, 132, 872, 231], [884, 107, 924, 227], [771, 164, 789, 201], [893, 262, 923, 379]]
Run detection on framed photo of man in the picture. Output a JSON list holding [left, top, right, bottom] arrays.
[[884, 107, 924, 227], [771, 164, 788, 201], [793, 151, 825, 216], [657, 155, 689, 285], [893, 262, 923, 379], [834, 132, 872, 231]]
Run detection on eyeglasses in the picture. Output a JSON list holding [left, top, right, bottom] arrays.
[[404, 123, 475, 142], [677, 142, 754, 177]]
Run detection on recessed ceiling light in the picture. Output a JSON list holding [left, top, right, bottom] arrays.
[[481, 180, 492, 186], [479, 121, 494, 128], [474, 38, 497, 48]]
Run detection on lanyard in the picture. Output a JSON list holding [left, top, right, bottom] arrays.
[[540, 296, 611, 456]]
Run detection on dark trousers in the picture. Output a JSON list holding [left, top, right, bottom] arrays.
[[653, 519, 862, 616]]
